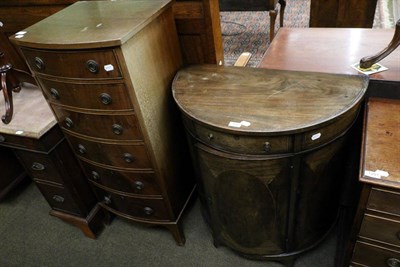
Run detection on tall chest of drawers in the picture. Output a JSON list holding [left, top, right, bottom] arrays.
[[11, 0, 195, 245]]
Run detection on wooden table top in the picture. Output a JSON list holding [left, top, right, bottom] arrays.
[[10, 0, 172, 49], [172, 65, 368, 134], [0, 83, 56, 139], [360, 98, 400, 189], [258, 28, 400, 83]]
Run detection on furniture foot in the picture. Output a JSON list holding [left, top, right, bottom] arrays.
[[269, 9, 278, 42], [279, 0, 286, 27], [164, 221, 186, 246], [49, 204, 105, 239]]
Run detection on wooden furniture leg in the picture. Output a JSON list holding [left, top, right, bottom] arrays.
[[269, 9, 278, 42], [360, 19, 400, 68], [279, 0, 286, 27], [0, 61, 21, 124]]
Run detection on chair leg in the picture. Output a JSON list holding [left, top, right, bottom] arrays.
[[279, 0, 286, 27], [269, 9, 278, 42]]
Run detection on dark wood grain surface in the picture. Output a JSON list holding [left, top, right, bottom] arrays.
[[173, 65, 368, 134]]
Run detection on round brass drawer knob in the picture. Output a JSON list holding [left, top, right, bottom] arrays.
[[86, 59, 99, 74], [134, 181, 144, 190], [143, 207, 154, 215], [31, 162, 45, 171], [34, 57, 45, 70], [112, 124, 123, 135], [207, 133, 214, 141], [65, 117, 74, 128], [78, 144, 86, 154], [263, 142, 271, 152], [99, 93, 112, 105], [123, 153, 134, 163], [50, 88, 60, 100], [91, 171, 100, 181], [387, 258, 400, 267], [52, 195, 65, 203]]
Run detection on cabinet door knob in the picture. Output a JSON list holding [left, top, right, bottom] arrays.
[[78, 144, 86, 154], [387, 258, 400, 267], [104, 195, 112, 205], [50, 88, 59, 100], [91, 171, 100, 181], [143, 207, 154, 215], [207, 133, 214, 141], [52, 195, 65, 203], [65, 117, 74, 128], [123, 153, 134, 163], [34, 57, 45, 70], [263, 142, 271, 152], [99, 93, 112, 105], [31, 162, 45, 171], [112, 124, 123, 135], [86, 59, 99, 73], [134, 181, 144, 190]]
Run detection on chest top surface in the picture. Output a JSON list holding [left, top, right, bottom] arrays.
[[9, 0, 172, 49], [172, 65, 369, 134]]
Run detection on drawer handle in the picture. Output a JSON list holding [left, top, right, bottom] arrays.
[[112, 124, 123, 135], [207, 133, 214, 141], [86, 59, 99, 74], [78, 144, 86, 154], [263, 142, 271, 152], [65, 117, 74, 128], [31, 162, 45, 171], [104, 195, 112, 205], [134, 181, 144, 190], [50, 88, 59, 100], [123, 153, 134, 163], [0, 134, 5, 142], [52, 195, 65, 203], [143, 207, 154, 215], [91, 171, 100, 181], [387, 258, 400, 267], [99, 93, 112, 105], [34, 57, 45, 70]]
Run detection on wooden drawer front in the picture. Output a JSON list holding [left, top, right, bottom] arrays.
[[22, 48, 122, 79], [14, 150, 63, 185], [301, 105, 358, 150], [52, 106, 143, 141], [35, 181, 82, 216], [38, 78, 133, 110], [352, 241, 400, 267], [94, 187, 169, 221], [80, 161, 161, 196], [360, 214, 400, 247], [368, 188, 400, 216], [189, 120, 292, 155], [66, 134, 152, 169]]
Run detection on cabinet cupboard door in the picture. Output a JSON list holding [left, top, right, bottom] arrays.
[[193, 143, 291, 254]]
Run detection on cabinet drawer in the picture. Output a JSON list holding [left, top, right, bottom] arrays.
[[80, 161, 161, 196], [186, 118, 292, 155], [52, 106, 143, 141], [35, 181, 83, 216], [22, 48, 122, 79], [360, 214, 400, 247], [38, 78, 133, 110], [94, 187, 170, 221], [352, 241, 400, 267], [14, 150, 63, 185], [66, 134, 152, 169], [368, 188, 400, 216]]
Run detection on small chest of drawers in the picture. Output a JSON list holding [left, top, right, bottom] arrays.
[[11, 0, 195, 245], [351, 98, 400, 267], [0, 84, 103, 238]]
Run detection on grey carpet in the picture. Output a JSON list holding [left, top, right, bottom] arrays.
[[0, 181, 337, 267]]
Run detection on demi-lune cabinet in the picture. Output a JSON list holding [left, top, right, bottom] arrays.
[[11, 0, 195, 245], [172, 65, 368, 264]]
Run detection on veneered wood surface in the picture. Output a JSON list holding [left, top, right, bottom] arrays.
[[360, 98, 400, 189], [10, 0, 173, 49], [258, 28, 400, 83], [172, 65, 368, 134]]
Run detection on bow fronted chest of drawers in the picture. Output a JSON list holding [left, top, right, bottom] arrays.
[[11, 0, 195, 245]]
